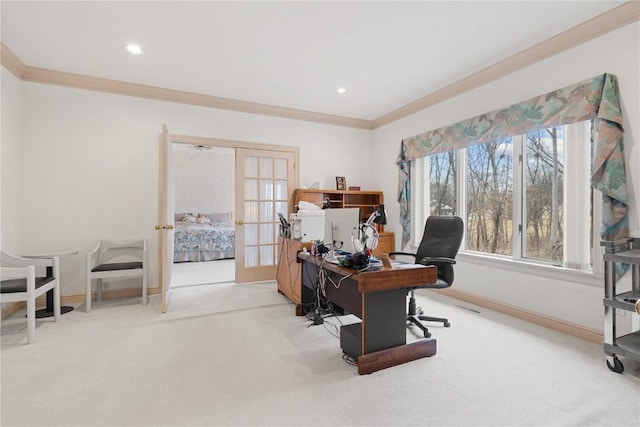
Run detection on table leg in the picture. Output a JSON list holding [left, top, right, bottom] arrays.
[[35, 289, 74, 318], [32, 266, 74, 318]]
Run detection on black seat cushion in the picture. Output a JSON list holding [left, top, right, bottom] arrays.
[[92, 262, 143, 272], [0, 276, 55, 293]]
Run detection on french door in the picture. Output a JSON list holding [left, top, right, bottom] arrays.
[[159, 124, 175, 313], [235, 148, 295, 283]]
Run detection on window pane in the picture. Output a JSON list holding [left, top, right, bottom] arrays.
[[430, 151, 456, 215], [275, 201, 288, 218], [259, 202, 274, 222], [244, 201, 259, 223], [259, 157, 273, 178], [260, 223, 275, 244], [245, 156, 258, 177], [260, 245, 274, 266], [523, 127, 564, 263], [260, 179, 274, 200], [274, 158, 288, 179], [274, 180, 288, 200], [244, 246, 258, 267], [466, 139, 513, 255], [244, 179, 258, 200], [245, 224, 259, 245]]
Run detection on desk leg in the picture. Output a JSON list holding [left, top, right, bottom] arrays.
[[33, 266, 74, 318], [362, 289, 407, 353]]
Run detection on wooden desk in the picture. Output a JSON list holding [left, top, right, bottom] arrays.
[[298, 253, 437, 374], [276, 237, 306, 315]]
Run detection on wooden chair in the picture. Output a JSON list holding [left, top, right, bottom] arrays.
[[0, 251, 61, 344], [85, 239, 148, 312]]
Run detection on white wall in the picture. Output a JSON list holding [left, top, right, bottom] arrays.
[[173, 146, 235, 216], [372, 22, 640, 331], [5, 22, 638, 332], [1, 68, 24, 255], [17, 82, 374, 296]]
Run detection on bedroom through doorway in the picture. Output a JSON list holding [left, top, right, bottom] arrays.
[[170, 143, 236, 288]]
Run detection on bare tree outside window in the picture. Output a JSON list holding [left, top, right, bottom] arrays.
[[429, 151, 456, 216], [466, 139, 513, 255], [524, 127, 564, 263], [420, 120, 594, 272]]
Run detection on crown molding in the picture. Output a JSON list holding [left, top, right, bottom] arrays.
[[371, 1, 640, 129], [1, 42, 27, 79], [2, 2, 638, 130], [19, 66, 373, 130]]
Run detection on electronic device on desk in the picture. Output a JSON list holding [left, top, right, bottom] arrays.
[[351, 204, 387, 269], [277, 213, 291, 238], [323, 208, 360, 265]]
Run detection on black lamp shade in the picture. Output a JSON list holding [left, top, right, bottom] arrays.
[[372, 204, 387, 225]]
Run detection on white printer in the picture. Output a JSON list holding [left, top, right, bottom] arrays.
[[290, 210, 325, 242]]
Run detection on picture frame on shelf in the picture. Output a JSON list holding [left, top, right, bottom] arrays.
[[336, 176, 346, 190]]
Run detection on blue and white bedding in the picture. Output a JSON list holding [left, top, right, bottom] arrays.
[[174, 213, 235, 262]]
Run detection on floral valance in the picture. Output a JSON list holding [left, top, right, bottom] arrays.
[[396, 73, 627, 249]]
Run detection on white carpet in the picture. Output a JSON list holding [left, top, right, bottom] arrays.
[[2, 282, 639, 426], [171, 259, 235, 287]]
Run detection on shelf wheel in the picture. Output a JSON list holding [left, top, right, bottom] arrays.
[[606, 356, 624, 373]]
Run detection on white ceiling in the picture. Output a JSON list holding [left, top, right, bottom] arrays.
[[1, 1, 626, 121]]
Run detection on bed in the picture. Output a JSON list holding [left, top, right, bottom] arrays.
[[174, 213, 236, 262]]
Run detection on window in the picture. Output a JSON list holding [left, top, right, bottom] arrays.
[[430, 151, 457, 216], [414, 120, 600, 273], [466, 138, 513, 256]]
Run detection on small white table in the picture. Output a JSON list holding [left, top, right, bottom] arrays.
[[22, 250, 78, 318]]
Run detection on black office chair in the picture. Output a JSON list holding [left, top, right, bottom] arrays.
[[390, 215, 464, 338]]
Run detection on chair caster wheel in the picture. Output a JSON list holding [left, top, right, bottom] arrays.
[[444, 321, 451, 327], [607, 356, 624, 373], [424, 331, 431, 338]]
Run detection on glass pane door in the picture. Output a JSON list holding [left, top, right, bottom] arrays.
[[235, 148, 295, 283]]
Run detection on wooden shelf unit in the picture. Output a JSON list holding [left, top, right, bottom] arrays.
[[293, 189, 386, 231]]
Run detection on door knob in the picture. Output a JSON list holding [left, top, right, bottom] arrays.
[[236, 220, 244, 226], [155, 224, 175, 230]]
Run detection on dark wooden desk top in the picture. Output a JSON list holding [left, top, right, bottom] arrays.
[[297, 253, 436, 293]]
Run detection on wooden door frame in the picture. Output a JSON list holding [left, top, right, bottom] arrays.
[[159, 133, 299, 289]]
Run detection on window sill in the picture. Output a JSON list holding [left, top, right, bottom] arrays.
[[456, 251, 603, 288]]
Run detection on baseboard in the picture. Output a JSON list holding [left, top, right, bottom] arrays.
[[1, 286, 161, 319], [438, 288, 603, 344], [1, 302, 25, 320]]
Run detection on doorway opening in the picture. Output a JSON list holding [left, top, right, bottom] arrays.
[[170, 143, 236, 288]]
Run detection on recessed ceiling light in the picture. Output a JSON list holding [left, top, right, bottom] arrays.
[[337, 87, 347, 95], [125, 44, 144, 55]]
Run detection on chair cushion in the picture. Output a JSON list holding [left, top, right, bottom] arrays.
[[0, 277, 55, 293], [92, 262, 143, 272]]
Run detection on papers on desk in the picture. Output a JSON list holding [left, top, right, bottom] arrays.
[[390, 262, 426, 269], [325, 257, 342, 265]]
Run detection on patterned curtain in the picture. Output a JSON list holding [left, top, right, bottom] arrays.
[[396, 73, 627, 250]]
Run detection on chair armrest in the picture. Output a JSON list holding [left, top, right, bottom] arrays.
[[419, 256, 457, 265], [86, 241, 103, 268], [388, 251, 417, 260]]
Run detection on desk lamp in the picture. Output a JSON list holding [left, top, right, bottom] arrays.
[[352, 204, 387, 268]]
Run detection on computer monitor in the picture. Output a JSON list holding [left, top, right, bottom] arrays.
[[324, 208, 360, 254]]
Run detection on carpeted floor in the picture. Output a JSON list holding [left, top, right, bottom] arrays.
[[1, 280, 639, 426]]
